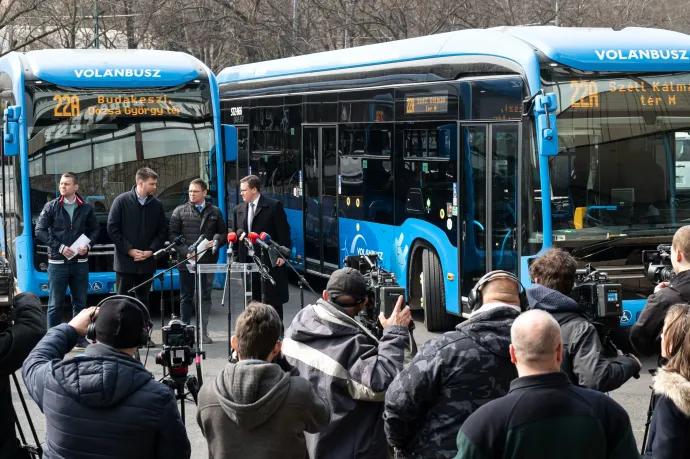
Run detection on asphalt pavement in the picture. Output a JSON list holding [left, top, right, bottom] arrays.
[[12, 281, 656, 458]]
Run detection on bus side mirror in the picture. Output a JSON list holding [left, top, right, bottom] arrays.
[[222, 124, 237, 162], [535, 93, 558, 157], [3, 105, 20, 157]]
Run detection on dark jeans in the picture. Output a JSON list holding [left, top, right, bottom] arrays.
[[47, 262, 89, 329], [179, 269, 213, 330], [116, 272, 153, 311]]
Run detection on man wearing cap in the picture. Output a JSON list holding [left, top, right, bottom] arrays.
[[282, 267, 412, 459], [22, 298, 191, 459]]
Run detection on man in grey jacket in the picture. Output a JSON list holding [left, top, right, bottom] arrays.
[[197, 302, 329, 459], [527, 248, 641, 392], [282, 267, 412, 459]]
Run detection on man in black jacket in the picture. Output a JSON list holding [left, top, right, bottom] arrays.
[[527, 248, 641, 392], [232, 175, 291, 320], [107, 168, 167, 329], [35, 172, 99, 348], [0, 288, 46, 459], [169, 178, 227, 344], [22, 296, 190, 459], [454, 309, 639, 459], [631, 225, 690, 357], [384, 271, 523, 458]]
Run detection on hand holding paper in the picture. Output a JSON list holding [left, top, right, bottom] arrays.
[[66, 235, 91, 260]]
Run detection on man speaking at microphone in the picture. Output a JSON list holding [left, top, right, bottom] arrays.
[[233, 175, 291, 321], [169, 179, 227, 344]]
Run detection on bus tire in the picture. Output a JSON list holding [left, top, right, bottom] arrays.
[[422, 248, 452, 332]]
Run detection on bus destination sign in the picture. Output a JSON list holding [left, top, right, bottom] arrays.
[[405, 93, 448, 114], [51, 93, 184, 118], [569, 79, 690, 109]]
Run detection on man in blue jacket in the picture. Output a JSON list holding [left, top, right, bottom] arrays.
[[35, 172, 99, 348], [22, 296, 191, 459]]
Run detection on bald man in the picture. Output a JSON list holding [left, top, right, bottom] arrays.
[[384, 272, 522, 459], [454, 310, 639, 459]]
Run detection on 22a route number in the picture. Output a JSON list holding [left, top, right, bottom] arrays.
[[53, 94, 81, 117]]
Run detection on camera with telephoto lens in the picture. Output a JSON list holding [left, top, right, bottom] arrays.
[[642, 244, 675, 284], [155, 319, 195, 371], [343, 254, 410, 339], [0, 257, 15, 327]]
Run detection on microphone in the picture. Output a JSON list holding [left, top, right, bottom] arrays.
[[227, 232, 237, 255], [237, 229, 254, 251], [153, 235, 187, 259], [187, 235, 206, 253], [211, 234, 223, 255], [248, 232, 270, 251], [259, 232, 291, 258]]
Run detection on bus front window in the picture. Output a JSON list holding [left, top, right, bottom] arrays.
[[26, 82, 214, 273], [543, 71, 690, 242]]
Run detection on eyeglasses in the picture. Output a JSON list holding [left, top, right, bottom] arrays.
[[240, 188, 250, 193], [189, 190, 203, 193]]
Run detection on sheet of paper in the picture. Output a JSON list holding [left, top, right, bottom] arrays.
[[66, 234, 90, 260], [186, 238, 210, 270]]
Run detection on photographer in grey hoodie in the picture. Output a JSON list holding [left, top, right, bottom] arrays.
[[527, 248, 641, 392], [196, 302, 329, 459]]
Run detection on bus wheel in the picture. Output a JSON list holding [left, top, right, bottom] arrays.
[[421, 248, 452, 332]]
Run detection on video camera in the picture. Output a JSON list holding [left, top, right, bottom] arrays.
[[570, 264, 624, 322], [155, 319, 195, 372], [0, 257, 15, 326], [343, 254, 407, 338], [642, 244, 675, 283]]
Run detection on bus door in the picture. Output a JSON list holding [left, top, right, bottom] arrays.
[[458, 122, 521, 309], [303, 125, 339, 276]]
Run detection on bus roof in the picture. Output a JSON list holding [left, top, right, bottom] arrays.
[[16, 49, 207, 88], [217, 26, 690, 88]]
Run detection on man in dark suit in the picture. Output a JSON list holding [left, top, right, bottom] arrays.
[[232, 175, 291, 321]]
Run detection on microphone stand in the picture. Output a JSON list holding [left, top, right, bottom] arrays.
[[260, 246, 267, 305], [222, 245, 233, 360], [281, 255, 316, 309]]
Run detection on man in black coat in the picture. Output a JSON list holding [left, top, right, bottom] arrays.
[[107, 168, 167, 327], [527, 248, 641, 392], [631, 225, 690, 358], [22, 296, 191, 459], [0, 288, 46, 459], [169, 178, 227, 344], [232, 175, 291, 320]]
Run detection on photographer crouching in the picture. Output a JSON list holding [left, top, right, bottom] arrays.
[[631, 225, 690, 359], [0, 275, 46, 458], [282, 267, 411, 459], [527, 249, 641, 392]]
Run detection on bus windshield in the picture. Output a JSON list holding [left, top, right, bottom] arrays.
[[26, 81, 215, 271], [543, 70, 690, 242]]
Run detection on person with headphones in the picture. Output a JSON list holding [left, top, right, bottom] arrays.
[[21, 295, 191, 459], [383, 270, 525, 458], [527, 249, 641, 393]]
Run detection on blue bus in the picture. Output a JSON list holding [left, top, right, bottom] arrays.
[[0, 49, 224, 298], [218, 26, 690, 338]]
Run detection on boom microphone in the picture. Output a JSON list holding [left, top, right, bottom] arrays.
[[259, 232, 291, 258], [153, 235, 187, 259]]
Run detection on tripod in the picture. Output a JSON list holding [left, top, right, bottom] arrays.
[[641, 368, 659, 455], [160, 366, 199, 425], [12, 372, 42, 458]]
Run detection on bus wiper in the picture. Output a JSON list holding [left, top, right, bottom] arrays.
[[571, 234, 629, 258]]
